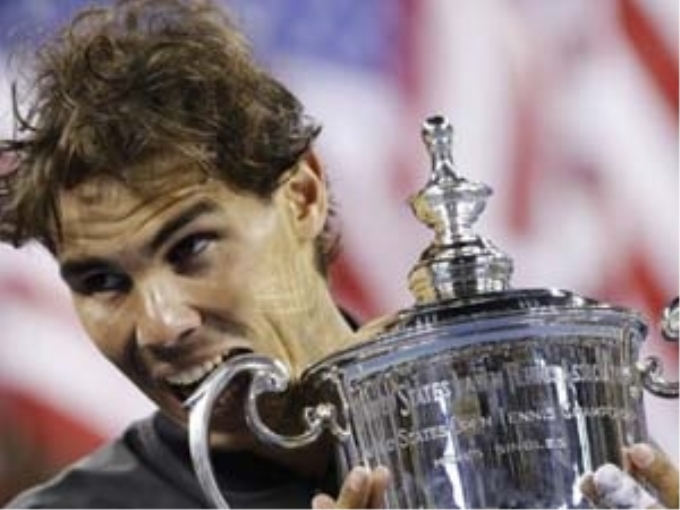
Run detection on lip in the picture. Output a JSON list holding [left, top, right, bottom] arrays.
[[154, 346, 254, 408], [151, 344, 253, 382]]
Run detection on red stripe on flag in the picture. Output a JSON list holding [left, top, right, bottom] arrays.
[[628, 247, 674, 323], [507, 85, 540, 235], [390, 0, 427, 200], [0, 387, 105, 467], [618, 0, 679, 121], [391, 0, 423, 101], [624, 248, 677, 367], [0, 387, 105, 505], [330, 251, 382, 322]]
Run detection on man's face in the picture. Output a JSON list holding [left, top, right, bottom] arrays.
[[56, 159, 338, 436]]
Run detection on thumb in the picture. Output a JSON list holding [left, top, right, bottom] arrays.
[[626, 443, 679, 509]]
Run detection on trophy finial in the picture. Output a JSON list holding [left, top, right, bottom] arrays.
[[408, 115, 513, 303], [421, 115, 458, 183]]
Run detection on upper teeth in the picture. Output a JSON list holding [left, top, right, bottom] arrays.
[[166, 354, 224, 386]]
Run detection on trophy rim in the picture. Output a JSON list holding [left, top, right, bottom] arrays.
[[305, 288, 648, 379]]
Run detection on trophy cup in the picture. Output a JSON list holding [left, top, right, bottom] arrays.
[[186, 115, 678, 508]]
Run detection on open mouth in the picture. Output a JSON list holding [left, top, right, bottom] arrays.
[[166, 348, 252, 403]]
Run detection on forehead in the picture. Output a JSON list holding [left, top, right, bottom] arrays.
[[54, 162, 227, 254], [68, 157, 209, 203], [59, 161, 207, 217]]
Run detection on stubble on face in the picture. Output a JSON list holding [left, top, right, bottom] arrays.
[[251, 239, 320, 315]]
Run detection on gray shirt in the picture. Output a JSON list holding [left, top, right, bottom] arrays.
[[7, 412, 335, 508]]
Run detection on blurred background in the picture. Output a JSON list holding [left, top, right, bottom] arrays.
[[0, 0, 677, 505]]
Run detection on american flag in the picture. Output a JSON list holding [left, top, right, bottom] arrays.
[[0, 0, 677, 502]]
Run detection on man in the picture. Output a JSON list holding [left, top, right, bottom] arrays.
[[1, 0, 388, 507], [0, 0, 675, 508]]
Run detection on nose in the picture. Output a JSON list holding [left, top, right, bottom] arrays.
[[135, 278, 201, 349]]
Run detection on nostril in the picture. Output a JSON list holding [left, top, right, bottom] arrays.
[[136, 314, 200, 349]]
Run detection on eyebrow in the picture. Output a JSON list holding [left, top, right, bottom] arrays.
[[59, 200, 220, 281], [60, 257, 116, 282], [148, 200, 219, 253]]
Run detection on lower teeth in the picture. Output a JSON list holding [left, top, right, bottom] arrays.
[[173, 360, 251, 404], [174, 374, 212, 402]]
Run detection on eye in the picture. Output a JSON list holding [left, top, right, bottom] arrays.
[[73, 271, 131, 296], [167, 232, 216, 268]]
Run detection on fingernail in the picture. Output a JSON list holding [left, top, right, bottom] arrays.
[[311, 494, 333, 509], [376, 465, 391, 479], [628, 443, 655, 468], [347, 467, 369, 492], [593, 463, 657, 509], [594, 464, 623, 492]]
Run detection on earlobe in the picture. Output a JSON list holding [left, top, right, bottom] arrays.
[[280, 152, 328, 240]]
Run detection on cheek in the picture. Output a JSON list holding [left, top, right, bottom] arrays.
[[247, 234, 316, 315], [73, 298, 130, 364], [189, 247, 251, 308]]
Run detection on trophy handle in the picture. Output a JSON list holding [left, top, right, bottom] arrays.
[[637, 356, 678, 398], [636, 297, 679, 399], [185, 354, 345, 509]]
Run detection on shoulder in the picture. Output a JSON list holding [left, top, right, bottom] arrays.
[[7, 439, 143, 508], [6, 414, 200, 509]]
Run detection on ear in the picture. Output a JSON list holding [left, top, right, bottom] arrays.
[[278, 151, 328, 240]]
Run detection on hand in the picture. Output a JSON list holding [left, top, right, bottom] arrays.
[[625, 443, 678, 508], [312, 466, 391, 509], [580, 443, 678, 508]]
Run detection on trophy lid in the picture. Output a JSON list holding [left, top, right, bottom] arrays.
[[408, 115, 513, 303]]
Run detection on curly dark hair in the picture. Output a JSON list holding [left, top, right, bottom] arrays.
[[0, 0, 338, 273]]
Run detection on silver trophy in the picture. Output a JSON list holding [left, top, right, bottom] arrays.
[[186, 115, 678, 508]]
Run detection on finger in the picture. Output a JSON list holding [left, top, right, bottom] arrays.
[[312, 493, 337, 509], [621, 447, 633, 473], [335, 467, 371, 509], [367, 466, 391, 508], [626, 443, 679, 509], [578, 472, 600, 507], [592, 463, 661, 509]]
